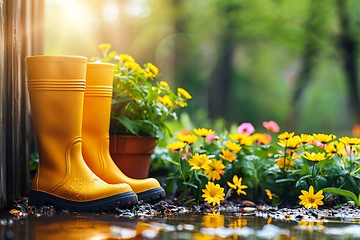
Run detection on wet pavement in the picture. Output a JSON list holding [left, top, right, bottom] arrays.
[[1, 199, 360, 239]]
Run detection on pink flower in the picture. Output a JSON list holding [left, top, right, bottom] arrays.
[[262, 120, 280, 133], [238, 122, 255, 136], [182, 147, 192, 160], [206, 133, 218, 143]]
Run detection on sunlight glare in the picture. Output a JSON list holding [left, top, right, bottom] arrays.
[[55, 0, 78, 7], [103, 0, 120, 23], [125, 0, 150, 18]]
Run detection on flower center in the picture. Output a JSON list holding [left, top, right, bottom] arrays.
[[308, 197, 315, 203]]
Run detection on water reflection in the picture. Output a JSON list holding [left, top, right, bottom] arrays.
[[29, 213, 139, 239], [202, 212, 224, 228], [1, 211, 360, 239]]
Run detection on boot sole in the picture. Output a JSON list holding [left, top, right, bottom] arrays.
[[28, 190, 138, 212], [137, 187, 165, 202]]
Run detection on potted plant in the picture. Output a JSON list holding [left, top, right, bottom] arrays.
[[91, 43, 192, 178]]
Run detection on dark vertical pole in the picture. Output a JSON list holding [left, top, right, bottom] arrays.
[[5, 0, 26, 205], [0, 0, 7, 209], [0, 0, 42, 208]]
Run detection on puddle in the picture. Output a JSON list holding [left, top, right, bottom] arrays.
[[1, 210, 359, 239]]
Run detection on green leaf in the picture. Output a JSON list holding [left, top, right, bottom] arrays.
[[289, 168, 308, 176], [115, 116, 139, 135], [163, 158, 180, 166], [197, 172, 209, 180], [345, 175, 359, 195], [275, 178, 295, 184], [164, 177, 176, 195], [264, 166, 281, 175], [295, 174, 312, 184], [314, 175, 327, 189], [322, 187, 359, 205], [183, 182, 198, 189], [351, 175, 360, 180]]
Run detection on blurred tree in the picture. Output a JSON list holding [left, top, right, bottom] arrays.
[[207, 1, 239, 120], [336, 0, 360, 126], [285, 0, 329, 131]]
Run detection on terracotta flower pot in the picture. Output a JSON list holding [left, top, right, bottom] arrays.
[[109, 135, 157, 179]]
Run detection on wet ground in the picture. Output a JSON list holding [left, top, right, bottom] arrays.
[[1, 199, 360, 239]]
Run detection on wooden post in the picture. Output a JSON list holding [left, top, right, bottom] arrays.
[[0, 0, 42, 209]]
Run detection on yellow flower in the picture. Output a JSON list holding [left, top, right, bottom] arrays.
[[228, 133, 247, 142], [177, 87, 192, 100], [278, 136, 302, 149], [276, 157, 294, 171], [202, 182, 225, 206], [157, 95, 173, 107], [193, 128, 215, 137], [178, 100, 186, 108], [188, 153, 211, 170], [251, 133, 270, 145], [119, 53, 135, 63], [124, 61, 142, 73], [204, 158, 225, 181], [225, 140, 242, 153], [299, 134, 315, 144], [313, 133, 336, 144], [159, 81, 169, 88], [166, 141, 186, 152], [265, 189, 274, 200], [176, 134, 198, 145], [298, 186, 324, 209], [219, 148, 237, 162], [144, 62, 158, 78], [324, 141, 345, 157], [278, 132, 295, 140], [339, 136, 360, 146], [240, 136, 254, 146], [99, 43, 111, 56], [290, 150, 301, 159], [227, 175, 248, 196], [302, 152, 326, 163]]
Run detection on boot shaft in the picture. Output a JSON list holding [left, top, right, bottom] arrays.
[[83, 63, 114, 136], [26, 55, 87, 191], [26, 55, 87, 160]]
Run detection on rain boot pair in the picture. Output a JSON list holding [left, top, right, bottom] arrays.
[[26, 56, 164, 212]]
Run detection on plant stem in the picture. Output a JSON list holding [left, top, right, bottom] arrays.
[[311, 164, 315, 187]]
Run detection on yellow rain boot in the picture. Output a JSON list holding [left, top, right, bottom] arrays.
[[82, 62, 165, 202], [26, 56, 138, 211]]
